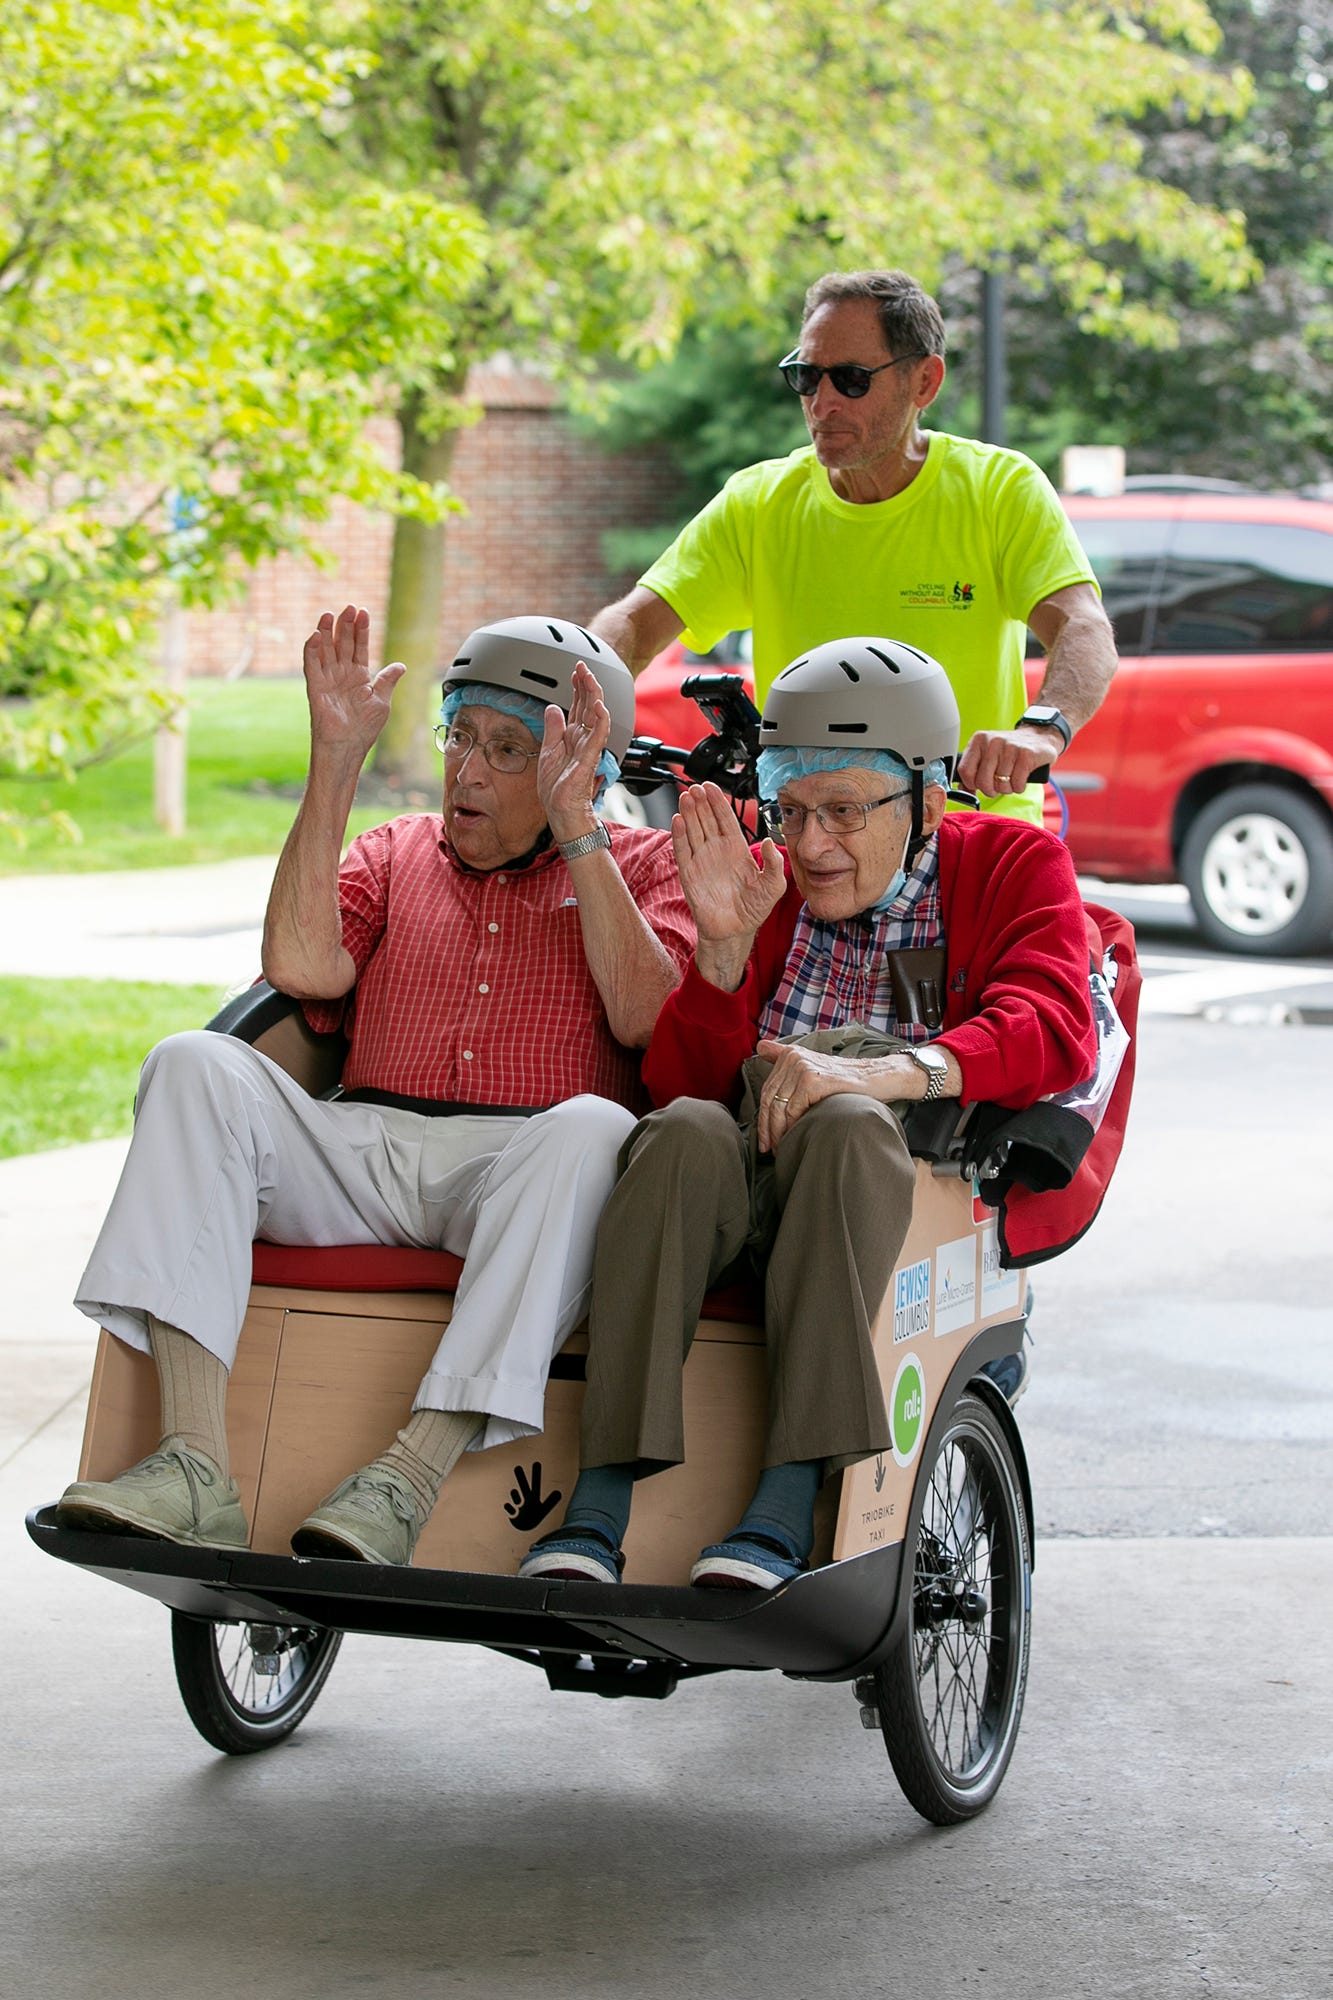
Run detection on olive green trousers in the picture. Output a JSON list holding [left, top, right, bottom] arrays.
[[580, 1078, 916, 1476]]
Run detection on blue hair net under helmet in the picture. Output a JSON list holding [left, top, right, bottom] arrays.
[[757, 745, 948, 797], [440, 682, 621, 800]]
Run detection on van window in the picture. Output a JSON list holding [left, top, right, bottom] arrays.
[[1153, 522, 1333, 654], [1065, 518, 1165, 654]]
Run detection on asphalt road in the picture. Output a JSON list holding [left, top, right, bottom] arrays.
[[1017, 877, 1333, 1541]]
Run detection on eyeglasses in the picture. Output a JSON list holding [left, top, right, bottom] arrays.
[[770, 790, 910, 838], [777, 349, 928, 400], [434, 722, 540, 774]]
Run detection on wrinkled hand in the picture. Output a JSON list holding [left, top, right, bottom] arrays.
[[302, 606, 405, 759], [537, 661, 609, 842], [755, 1038, 910, 1154], [956, 724, 1061, 798], [672, 783, 786, 942]]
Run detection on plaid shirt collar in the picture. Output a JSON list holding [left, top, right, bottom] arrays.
[[758, 833, 944, 1044]]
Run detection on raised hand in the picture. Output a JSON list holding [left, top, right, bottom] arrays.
[[537, 660, 610, 842], [672, 783, 786, 943], [302, 605, 406, 760]]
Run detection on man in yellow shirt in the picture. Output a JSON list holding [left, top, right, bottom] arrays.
[[589, 269, 1117, 823]]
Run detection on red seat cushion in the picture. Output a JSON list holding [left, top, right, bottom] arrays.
[[252, 1242, 465, 1293], [250, 1241, 762, 1324]]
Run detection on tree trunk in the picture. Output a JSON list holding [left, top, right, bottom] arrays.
[[372, 381, 466, 786]]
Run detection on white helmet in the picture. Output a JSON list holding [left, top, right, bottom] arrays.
[[758, 637, 959, 775], [443, 616, 636, 762]]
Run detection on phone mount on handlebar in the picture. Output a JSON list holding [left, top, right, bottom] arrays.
[[678, 674, 763, 798], [618, 673, 776, 835]]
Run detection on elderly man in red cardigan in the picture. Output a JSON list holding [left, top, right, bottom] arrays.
[[524, 635, 1104, 1591]]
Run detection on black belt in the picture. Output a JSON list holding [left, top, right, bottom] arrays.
[[341, 1088, 545, 1119]]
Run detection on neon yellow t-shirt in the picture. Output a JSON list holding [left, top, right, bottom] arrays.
[[640, 434, 1096, 823]]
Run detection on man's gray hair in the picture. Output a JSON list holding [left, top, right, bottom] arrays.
[[802, 270, 946, 359]]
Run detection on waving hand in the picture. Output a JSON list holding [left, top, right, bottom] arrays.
[[302, 605, 405, 760]]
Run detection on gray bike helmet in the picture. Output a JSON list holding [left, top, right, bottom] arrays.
[[760, 637, 959, 856], [443, 616, 636, 762], [758, 637, 959, 773]]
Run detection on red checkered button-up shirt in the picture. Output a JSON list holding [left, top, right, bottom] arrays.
[[302, 814, 694, 1111]]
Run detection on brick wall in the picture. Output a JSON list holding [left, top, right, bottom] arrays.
[[184, 369, 685, 678]]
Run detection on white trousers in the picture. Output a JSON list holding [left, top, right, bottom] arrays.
[[74, 1031, 636, 1449]]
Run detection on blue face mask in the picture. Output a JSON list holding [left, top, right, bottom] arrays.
[[866, 823, 914, 913]]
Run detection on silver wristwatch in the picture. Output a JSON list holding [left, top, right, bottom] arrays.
[[907, 1043, 949, 1102], [558, 824, 612, 863]]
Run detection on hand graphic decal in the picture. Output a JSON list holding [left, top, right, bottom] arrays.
[[874, 1454, 887, 1494], [505, 1462, 562, 1532]]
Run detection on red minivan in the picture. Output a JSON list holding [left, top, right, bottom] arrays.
[[625, 487, 1333, 956], [1049, 491, 1333, 955]]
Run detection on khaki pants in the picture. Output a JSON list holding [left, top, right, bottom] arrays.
[[581, 1087, 916, 1475], [75, 1030, 636, 1449]]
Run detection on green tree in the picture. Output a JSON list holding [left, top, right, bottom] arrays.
[[0, 0, 481, 804], [308, 0, 1256, 783], [976, 1, 1333, 484]]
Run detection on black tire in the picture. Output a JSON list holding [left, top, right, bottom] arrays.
[[874, 1390, 1031, 1824], [1180, 783, 1333, 956], [171, 1613, 342, 1755]]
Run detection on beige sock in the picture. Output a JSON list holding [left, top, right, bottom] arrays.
[[148, 1316, 230, 1479], [375, 1408, 485, 1517]]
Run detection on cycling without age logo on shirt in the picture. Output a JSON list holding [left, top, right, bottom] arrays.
[[897, 581, 975, 610]]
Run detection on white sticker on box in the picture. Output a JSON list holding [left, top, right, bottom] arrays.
[[934, 1234, 978, 1336], [980, 1223, 1023, 1313]]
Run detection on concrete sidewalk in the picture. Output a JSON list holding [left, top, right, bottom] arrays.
[[0, 1139, 128, 1468], [0, 854, 276, 986], [9, 1416, 1330, 2000], [3, 1138, 1331, 1998]]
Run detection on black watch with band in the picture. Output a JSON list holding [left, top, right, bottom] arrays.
[[1016, 704, 1073, 753]]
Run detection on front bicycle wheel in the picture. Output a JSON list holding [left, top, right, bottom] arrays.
[[874, 1389, 1031, 1824], [171, 1614, 343, 1755]]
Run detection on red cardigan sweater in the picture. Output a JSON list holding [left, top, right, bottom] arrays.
[[644, 813, 1099, 1115]]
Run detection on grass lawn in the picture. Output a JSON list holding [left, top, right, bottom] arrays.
[[0, 679, 404, 873], [0, 977, 225, 1157]]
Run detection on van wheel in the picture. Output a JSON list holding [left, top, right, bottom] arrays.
[[1181, 784, 1333, 955], [171, 1614, 342, 1755], [873, 1391, 1031, 1824]]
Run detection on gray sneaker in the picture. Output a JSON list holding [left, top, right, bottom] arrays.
[[290, 1465, 424, 1565], [56, 1442, 247, 1549]]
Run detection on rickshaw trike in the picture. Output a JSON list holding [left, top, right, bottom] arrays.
[[27, 681, 1136, 1828]]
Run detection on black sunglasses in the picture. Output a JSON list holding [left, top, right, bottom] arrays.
[[778, 348, 928, 400]]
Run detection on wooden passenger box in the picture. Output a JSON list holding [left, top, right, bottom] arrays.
[[76, 1161, 1024, 1587]]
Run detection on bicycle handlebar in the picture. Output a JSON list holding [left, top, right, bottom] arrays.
[[618, 674, 1050, 825]]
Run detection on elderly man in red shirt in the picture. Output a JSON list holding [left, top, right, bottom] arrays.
[[58, 608, 693, 1567]]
